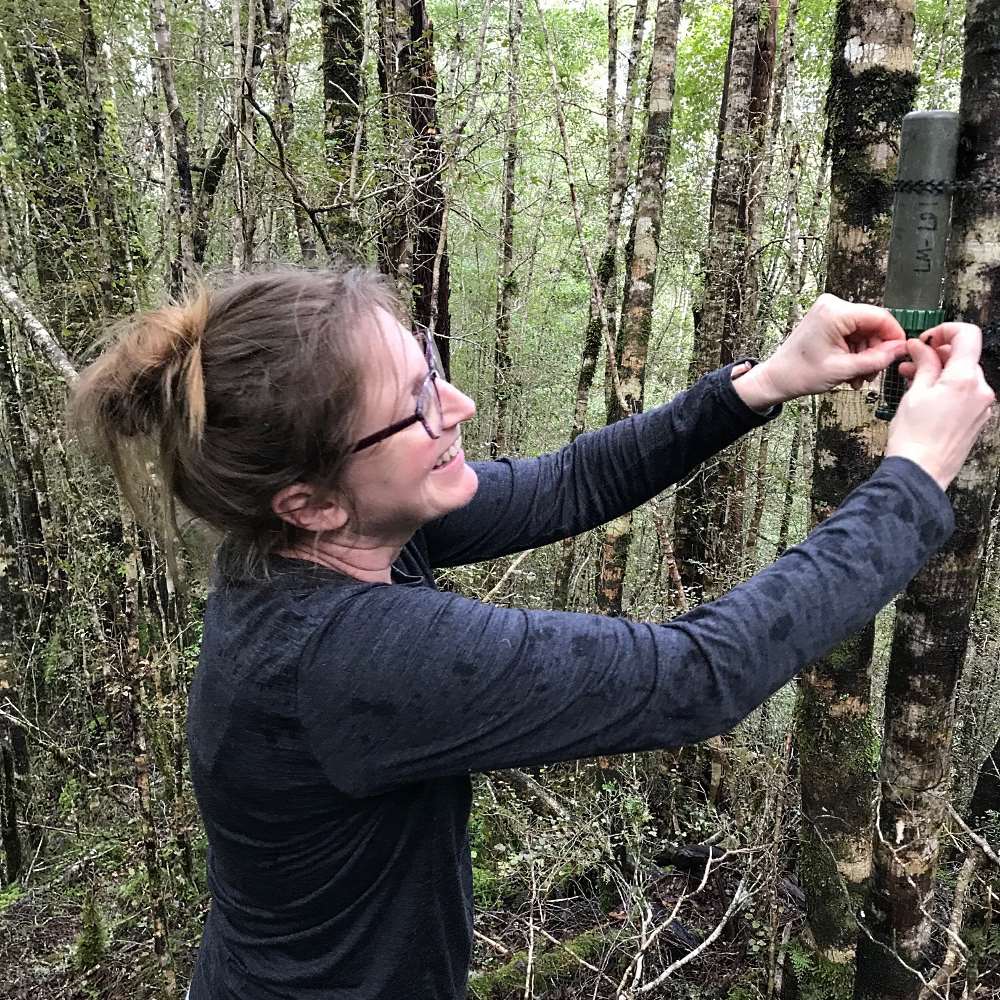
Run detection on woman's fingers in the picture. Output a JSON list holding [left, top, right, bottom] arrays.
[[906, 337, 943, 389], [829, 297, 906, 343]]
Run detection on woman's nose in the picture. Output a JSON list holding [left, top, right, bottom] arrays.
[[438, 377, 476, 426]]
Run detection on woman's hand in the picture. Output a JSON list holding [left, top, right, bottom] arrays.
[[886, 323, 995, 491], [732, 294, 910, 410]]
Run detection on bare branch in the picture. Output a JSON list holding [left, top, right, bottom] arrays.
[[0, 271, 78, 382]]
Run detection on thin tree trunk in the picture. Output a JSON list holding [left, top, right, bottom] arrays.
[[673, 0, 776, 604], [408, 0, 451, 372], [490, 0, 523, 459], [594, 0, 683, 616], [321, 0, 364, 249], [775, 403, 803, 556], [858, 2, 1000, 992], [744, 425, 770, 565], [376, 0, 415, 293], [261, 0, 318, 260], [78, 0, 139, 314], [149, 0, 197, 291], [552, 0, 649, 610], [795, 3, 917, 995]]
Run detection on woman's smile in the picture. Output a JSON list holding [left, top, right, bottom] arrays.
[[432, 434, 464, 471]]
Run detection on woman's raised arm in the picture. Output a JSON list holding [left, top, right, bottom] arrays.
[[298, 455, 953, 797], [423, 295, 910, 568], [422, 361, 777, 567]]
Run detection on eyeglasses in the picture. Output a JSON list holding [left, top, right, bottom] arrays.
[[351, 326, 444, 453]]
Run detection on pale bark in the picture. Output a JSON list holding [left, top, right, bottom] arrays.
[[594, 0, 683, 616], [0, 272, 78, 383], [796, 4, 916, 995], [552, 0, 649, 610], [859, 3, 1000, 992]]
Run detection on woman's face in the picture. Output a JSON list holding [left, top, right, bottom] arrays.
[[341, 309, 479, 538]]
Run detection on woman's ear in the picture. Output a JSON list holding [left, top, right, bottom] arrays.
[[271, 483, 349, 533]]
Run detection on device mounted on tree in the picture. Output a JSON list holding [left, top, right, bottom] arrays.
[[875, 111, 959, 420]]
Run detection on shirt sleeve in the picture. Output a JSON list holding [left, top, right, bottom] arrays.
[[421, 363, 780, 568], [297, 457, 953, 797]]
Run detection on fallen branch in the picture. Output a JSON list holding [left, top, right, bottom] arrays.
[[0, 271, 78, 382], [494, 768, 569, 820]]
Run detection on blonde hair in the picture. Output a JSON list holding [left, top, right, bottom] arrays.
[[69, 265, 402, 581]]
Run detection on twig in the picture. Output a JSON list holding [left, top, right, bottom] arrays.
[[918, 849, 980, 1000], [633, 877, 751, 995], [949, 803, 1000, 867], [483, 549, 531, 602], [495, 768, 569, 819], [474, 928, 511, 957], [241, 89, 333, 258]]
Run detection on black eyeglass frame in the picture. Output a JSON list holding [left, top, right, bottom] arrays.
[[350, 327, 443, 453]]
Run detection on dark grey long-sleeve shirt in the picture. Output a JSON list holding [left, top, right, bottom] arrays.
[[187, 364, 954, 999]]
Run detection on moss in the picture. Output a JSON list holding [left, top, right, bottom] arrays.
[[793, 941, 856, 1000], [72, 891, 108, 971], [468, 930, 605, 999], [827, 53, 920, 231]]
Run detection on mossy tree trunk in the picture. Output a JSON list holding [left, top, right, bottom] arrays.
[[673, 0, 777, 605], [321, 0, 364, 250], [857, 3, 1000, 994], [795, 2, 916, 996], [490, 0, 523, 459], [594, 0, 683, 616]]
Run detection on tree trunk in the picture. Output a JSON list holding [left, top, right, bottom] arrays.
[[149, 0, 197, 292], [408, 0, 451, 371], [320, 0, 364, 249], [490, 0, 523, 459], [1, 20, 104, 346], [262, 0, 318, 261], [673, 0, 776, 605], [594, 0, 683, 617], [794, 4, 917, 996], [775, 402, 804, 556], [744, 424, 770, 566], [552, 0, 650, 610], [78, 0, 140, 314], [857, 3, 1000, 993]]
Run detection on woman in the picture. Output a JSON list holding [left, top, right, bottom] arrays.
[[71, 266, 993, 999]]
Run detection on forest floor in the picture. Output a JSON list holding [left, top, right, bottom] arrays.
[[0, 879, 198, 1000]]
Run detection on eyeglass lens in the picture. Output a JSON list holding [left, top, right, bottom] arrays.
[[418, 332, 444, 437]]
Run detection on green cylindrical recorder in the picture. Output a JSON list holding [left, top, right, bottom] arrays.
[[875, 110, 960, 421]]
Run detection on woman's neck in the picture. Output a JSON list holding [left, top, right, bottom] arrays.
[[279, 532, 404, 584]]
